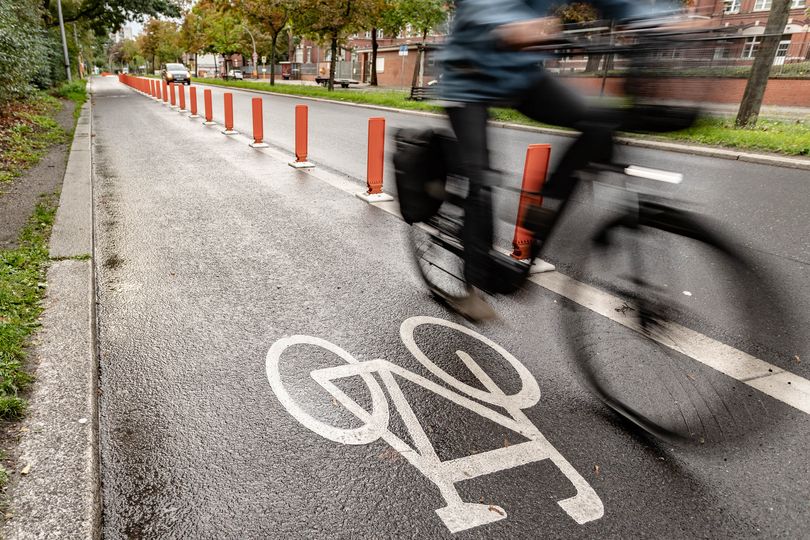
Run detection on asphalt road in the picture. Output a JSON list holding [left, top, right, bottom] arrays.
[[92, 76, 809, 538]]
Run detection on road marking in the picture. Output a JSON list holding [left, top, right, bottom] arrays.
[[530, 271, 810, 415], [266, 316, 603, 533]]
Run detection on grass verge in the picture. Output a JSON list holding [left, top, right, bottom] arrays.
[[192, 77, 810, 157], [0, 197, 57, 418], [51, 80, 88, 120], [0, 95, 67, 185]]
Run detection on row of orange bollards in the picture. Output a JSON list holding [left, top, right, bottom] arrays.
[[118, 74, 550, 261]]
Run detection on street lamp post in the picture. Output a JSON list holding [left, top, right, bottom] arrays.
[[243, 24, 258, 78], [56, 0, 72, 81]]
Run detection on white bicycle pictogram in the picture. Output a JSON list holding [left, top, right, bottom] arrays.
[[266, 316, 603, 533]]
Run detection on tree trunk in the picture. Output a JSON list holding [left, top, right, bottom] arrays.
[[271, 33, 278, 86], [328, 36, 338, 91], [585, 54, 601, 73], [411, 31, 428, 90], [736, 0, 791, 127], [371, 28, 378, 86], [194, 52, 198, 77]]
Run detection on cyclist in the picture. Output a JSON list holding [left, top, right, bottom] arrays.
[[438, 0, 682, 320]]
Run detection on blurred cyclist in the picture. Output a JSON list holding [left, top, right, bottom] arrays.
[[439, 0, 681, 320]]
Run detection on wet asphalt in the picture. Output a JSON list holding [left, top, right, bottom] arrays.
[[92, 77, 809, 538]]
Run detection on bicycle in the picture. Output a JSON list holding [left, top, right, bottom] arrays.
[[396, 26, 799, 446]]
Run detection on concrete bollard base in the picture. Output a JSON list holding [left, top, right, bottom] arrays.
[[221, 129, 238, 135], [188, 114, 199, 119], [355, 192, 394, 203], [249, 142, 269, 148], [202, 121, 216, 126], [288, 161, 315, 169]]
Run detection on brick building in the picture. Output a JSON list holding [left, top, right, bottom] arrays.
[[692, 1, 810, 63]]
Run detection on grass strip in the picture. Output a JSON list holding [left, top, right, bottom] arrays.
[[0, 197, 57, 420], [0, 94, 67, 184], [51, 80, 88, 120], [191, 77, 810, 157]]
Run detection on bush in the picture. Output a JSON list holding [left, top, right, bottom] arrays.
[[0, 0, 54, 104]]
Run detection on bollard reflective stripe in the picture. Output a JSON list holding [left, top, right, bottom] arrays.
[[366, 118, 386, 195], [511, 144, 551, 260]]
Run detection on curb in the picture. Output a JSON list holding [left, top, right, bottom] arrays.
[[192, 81, 810, 172], [1, 94, 99, 539]]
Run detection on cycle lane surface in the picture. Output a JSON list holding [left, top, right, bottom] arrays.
[[94, 77, 810, 538]]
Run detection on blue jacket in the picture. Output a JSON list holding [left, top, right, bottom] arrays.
[[439, 0, 680, 103]]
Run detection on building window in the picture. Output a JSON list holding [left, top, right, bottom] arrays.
[[742, 36, 760, 58], [774, 39, 792, 64], [723, 0, 740, 13], [790, 0, 805, 8], [753, 0, 771, 10], [377, 29, 384, 39]]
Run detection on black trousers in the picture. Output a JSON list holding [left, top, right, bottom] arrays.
[[446, 73, 615, 289]]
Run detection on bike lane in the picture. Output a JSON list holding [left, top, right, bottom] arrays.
[[93, 77, 810, 538]]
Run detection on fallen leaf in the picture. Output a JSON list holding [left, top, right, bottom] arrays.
[[20, 464, 31, 475], [593, 464, 600, 476], [503, 436, 510, 448], [686, 373, 696, 382], [795, 355, 801, 364], [488, 505, 504, 516]]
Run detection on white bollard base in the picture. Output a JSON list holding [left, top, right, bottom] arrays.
[[188, 114, 199, 118], [527, 259, 556, 274], [202, 121, 216, 126], [356, 192, 395, 203], [289, 161, 315, 169], [249, 142, 269, 148], [221, 129, 239, 135]]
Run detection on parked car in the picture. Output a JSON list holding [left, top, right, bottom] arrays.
[[161, 63, 190, 85], [227, 69, 244, 80]]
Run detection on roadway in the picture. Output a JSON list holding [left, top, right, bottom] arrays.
[[91, 76, 809, 538]]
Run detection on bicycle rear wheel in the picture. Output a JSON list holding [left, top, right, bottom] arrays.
[[567, 206, 797, 446], [408, 214, 471, 302]]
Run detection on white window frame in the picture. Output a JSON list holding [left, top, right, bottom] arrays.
[[723, 0, 740, 13], [742, 36, 761, 59], [790, 0, 805, 9], [754, 0, 772, 11]]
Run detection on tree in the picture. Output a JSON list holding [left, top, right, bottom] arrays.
[[736, 0, 792, 127], [46, 0, 183, 36], [137, 18, 182, 73], [294, 0, 379, 91], [398, 0, 449, 87], [368, 0, 406, 86], [232, 0, 291, 85], [203, 5, 248, 78], [180, 8, 208, 77]]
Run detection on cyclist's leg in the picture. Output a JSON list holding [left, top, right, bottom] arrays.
[[515, 73, 616, 200], [446, 104, 494, 290]]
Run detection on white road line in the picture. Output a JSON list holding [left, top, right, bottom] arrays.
[[530, 271, 810, 415]]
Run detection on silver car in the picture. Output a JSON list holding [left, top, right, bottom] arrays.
[[162, 63, 191, 85]]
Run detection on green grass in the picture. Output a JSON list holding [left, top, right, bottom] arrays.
[[0, 198, 57, 420], [654, 117, 810, 156], [190, 77, 810, 157], [0, 94, 68, 184], [51, 79, 88, 119]]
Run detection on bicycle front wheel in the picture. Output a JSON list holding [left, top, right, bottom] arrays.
[[408, 217, 471, 302], [567, 207, 797, 446]]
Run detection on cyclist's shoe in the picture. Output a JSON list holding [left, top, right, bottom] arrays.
[[447, 288, 497, 322]]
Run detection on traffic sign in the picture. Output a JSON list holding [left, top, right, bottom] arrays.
[[252, 51, 258, 64], [261, 55, 267, 64], [398, 45, 409, 56]]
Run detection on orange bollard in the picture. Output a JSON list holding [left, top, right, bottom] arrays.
[[189, 87, 198, 118], [178, 83, 186, 111], [156, 80, 162, 102], [249, 97, 268, 147], [289, 105, 314, 168], [221, 92, 237, 135], [357, 117, 393, 203], [162, 80, 168, 104], [169, 83, 177, 108], [511, 144, 551, 261], [202, 89, 215, 125]]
